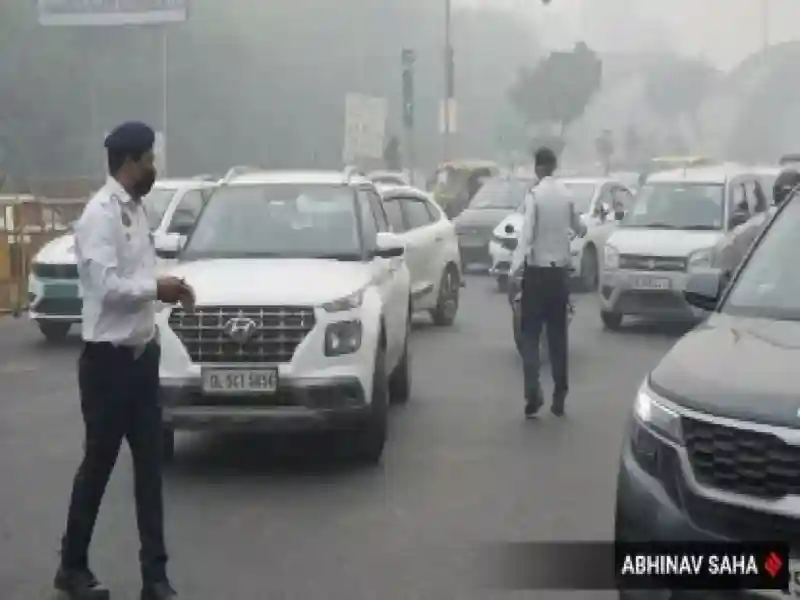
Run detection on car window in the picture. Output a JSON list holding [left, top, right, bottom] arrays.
[[359, 189, 389, 232], [747, 180, 768, 213], [424, 199, 442, 221], [382, 199, 406, 233], [181, 183, 362, 260], [730, 182, 747, 212], [621, 182, 724, 230], [167, 189, 206, 234], [467, 178, 530, 209], [141, 187, 177, 230], [723, 193, 800, 320], [401, 198, 434, 229]]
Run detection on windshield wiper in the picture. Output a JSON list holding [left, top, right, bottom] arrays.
[[314, 253, 361, 261]]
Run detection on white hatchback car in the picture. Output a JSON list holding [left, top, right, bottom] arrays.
[[27, 177, 217, 341], [157, 168, 412, 464], [489, 177, 634, 291], [376, 184, 462, 325], [600, 164, 771, 329]]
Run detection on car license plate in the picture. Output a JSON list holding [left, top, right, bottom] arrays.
[[201, 368, 278, 395], [44, 283, 79, 299], [631, 276, 671, 290]]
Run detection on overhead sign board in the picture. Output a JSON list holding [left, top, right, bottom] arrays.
[[36, 0, 188, 26], [342, 93, 387, 163]]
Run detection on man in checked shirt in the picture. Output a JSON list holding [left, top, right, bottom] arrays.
[[55, 122, 193, 600]]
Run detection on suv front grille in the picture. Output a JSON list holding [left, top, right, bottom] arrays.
[[33, 263, 79, 279], [682, 417, 800, 499], [619, 255, 686, 271], [168, 305, 316, 364]]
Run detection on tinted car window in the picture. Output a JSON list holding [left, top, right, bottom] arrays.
[[167, 190, 206, 233], [622, 183, 724, 230], [382, 199, 406, 233], [142, 188, 177, 230], [723, 194, 800, 320], [401, 198, 434, 229]]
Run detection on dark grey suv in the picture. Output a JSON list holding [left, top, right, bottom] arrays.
[[615, 187, 800, 598]]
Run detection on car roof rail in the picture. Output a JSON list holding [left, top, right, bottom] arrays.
[[222, 165, 263, 184], [343, 165, 365, 183]]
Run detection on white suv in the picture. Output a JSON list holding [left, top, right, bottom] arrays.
[[157, 168, 412, 464]]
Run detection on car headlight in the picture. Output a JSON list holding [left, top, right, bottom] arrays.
[[633, 382, 683, 444], [322, 288, 365, 312], [604, 244, 620, 269], [325, 319, 362, 356], [687, 247, 712, 270]]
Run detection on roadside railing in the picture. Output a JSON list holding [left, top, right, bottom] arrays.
[[0, 196, 87, 315]]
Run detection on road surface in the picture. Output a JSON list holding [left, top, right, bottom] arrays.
[[0, 277, 688, 599]]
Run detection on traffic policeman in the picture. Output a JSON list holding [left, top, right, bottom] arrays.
[[55, 122, 192, 600], [512, 147, 586, 419]]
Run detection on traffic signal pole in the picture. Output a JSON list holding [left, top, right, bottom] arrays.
[[443, 0, 452, 161], [401, 49, 416, 181]]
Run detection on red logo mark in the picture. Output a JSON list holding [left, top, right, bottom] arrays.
[[764, 552, 783, 578]]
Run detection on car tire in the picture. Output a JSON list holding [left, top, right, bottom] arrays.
[[353, 344, 389, 464], [389, 311, 411, 405], [430, 266, 460, 326], [601, 310, 623, 330], [580, 245, 599, 292], [162, 426, 175, 463], [38, 321, 71, 342]]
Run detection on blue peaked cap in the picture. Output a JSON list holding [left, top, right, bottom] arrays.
[[104, 121, 155, 153]]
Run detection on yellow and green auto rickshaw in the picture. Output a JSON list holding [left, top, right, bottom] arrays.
[[429, 160, 499, 218]]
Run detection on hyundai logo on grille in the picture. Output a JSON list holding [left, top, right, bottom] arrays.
[[223, 317, 257, 344]]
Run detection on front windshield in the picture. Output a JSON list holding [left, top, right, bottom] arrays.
[[142, 188, 177, 230], [182, 183, 362, 260], [723, 194, 800, 320], [468, 179, 529, 209], [561, 182, 596, 214], [620, 182, 724, 230]]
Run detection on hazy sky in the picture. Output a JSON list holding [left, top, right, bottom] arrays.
[[457, 0, 799, 69]]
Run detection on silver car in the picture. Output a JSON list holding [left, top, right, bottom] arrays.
[[600, 164, 771, 329]]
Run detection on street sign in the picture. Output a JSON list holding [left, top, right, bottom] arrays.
[[36, 0, 188, 26], [342, 94, 387, 163]]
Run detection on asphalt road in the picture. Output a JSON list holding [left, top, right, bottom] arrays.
[[0, 277, 690, 600]]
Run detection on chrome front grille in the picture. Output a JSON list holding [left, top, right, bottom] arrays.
[[619, 254, 686, 272], [168, 305, 316, 364], [682, 416, 800, 499]]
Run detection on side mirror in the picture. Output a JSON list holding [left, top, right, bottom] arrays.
[[504, 223, 515, 234], [729, 209, 749, 229], [155, 234, 185, 259], [373, 231, 404, 258], [683, 268, 723, 311]]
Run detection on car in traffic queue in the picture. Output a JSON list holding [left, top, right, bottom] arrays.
[[26, 177, 218, 341], [156, 168, 412, 464], [615, 184, 800, 599], [454, 174, 532, 280], [375, 184, 461, 325], [490, 176, 635, 292], [600, 164, 772, 330]]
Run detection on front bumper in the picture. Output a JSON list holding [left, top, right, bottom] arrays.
[[27, 276, 82, 322], [161, 375, 370, 433], [600, 269, 706, 320], [617, 420, 794, 599]]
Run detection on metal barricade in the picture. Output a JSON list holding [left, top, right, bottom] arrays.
[[0, 196, 87, 315]]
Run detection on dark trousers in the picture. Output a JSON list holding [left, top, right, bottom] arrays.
[[520, 265, 569, 404], [61, 340, 167, 584]]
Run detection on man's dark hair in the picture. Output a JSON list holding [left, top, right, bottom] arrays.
[[104, 121, 155, 175], [534, 147, 557, 170]]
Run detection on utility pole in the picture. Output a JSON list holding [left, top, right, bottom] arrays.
[[401, 48, 416, 179], [761, 0, 769, 52], [443, 0, 453, 161]]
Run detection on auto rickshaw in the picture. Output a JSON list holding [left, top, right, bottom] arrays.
[[429, 160, 499, 219]]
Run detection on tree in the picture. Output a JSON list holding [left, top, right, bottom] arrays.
[[508, 42, 602, 136], [644, 58, 717, 131]]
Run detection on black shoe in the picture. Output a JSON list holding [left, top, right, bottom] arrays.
[[54, 567, 110, 600], [524, 398, 543, 419], [551, 391, 567, 417], [141, 581, 177, 600]]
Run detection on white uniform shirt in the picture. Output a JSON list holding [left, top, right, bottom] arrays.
[[75, 176, 158, 346], [511, 176, 586, 272]]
